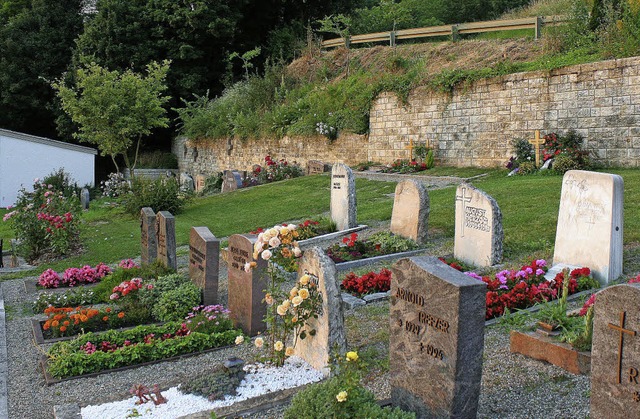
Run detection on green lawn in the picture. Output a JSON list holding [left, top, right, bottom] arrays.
[[2, 168, 640, 278]]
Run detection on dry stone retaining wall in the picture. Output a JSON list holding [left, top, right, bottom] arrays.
[[174, 56, 640, 174]]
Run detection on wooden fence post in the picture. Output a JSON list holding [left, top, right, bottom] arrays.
[[390, 31, 396, 47], [535, 16, 543, 39], [451, 25, 459, 41], [0, 239, 3, 268]]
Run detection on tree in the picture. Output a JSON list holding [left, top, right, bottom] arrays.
[[53, 61, 171, 176], [0, 0, 83, 137]]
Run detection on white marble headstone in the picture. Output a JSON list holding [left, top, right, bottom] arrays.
[[330, 163, 357, 231], [453, 183, 503, 267], [390, 179, 429, 244], [553, 170, 623, 284]]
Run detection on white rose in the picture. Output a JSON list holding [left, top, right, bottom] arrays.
[[261, 249, 272, 260], [269, 237, 281, 248]]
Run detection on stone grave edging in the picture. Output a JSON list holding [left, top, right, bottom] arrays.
[[335, 249, 426, 271], [297, 225, 368, 249], [24, 279, 101, 294], [32, 319, 165, 345]]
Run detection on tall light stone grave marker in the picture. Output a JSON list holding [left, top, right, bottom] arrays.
[[330, 163, 356, 231], [189, 227, 219, 305], [553, 170, 623, 284], [140, 207, 157, 265], [390, 256, 486, 418], [453, 183, 503, 267], [227, 234, 267, 335], [293, 247, 346, 374], [390, 179, 429, 244], [591, 284, 640, 418], [156, 211, 176, 270]]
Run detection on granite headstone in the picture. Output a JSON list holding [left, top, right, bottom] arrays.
[[390, 256, 486, 418], [453, 183, 503, 267], [180, 173, 195, 192], [330, 163, 357, 231], [591, 284, 640, 418], [80, 188, 90, 210], [221, 170, 243, 193], [156, 211, 177, 270], [390, 179, 429, 244], [293, 247, 347, 374], [227, 234, 268, 335], [189, 227, 220, 305], [553, 170, 623, 284], [195, 175, 206, 193], [140, 207, 157, 265], [307, 160, 329, 175]]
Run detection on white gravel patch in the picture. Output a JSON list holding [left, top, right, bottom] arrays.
[[80, 356, 324, 419]]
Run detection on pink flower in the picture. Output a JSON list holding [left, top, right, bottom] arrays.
[[110, 293, 119, 300]]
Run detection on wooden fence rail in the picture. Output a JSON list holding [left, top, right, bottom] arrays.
[[321, 15, 567, 48]]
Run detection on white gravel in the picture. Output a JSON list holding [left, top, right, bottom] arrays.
[[80, 356, 324, 419]]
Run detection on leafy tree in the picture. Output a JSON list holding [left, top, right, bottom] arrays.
[[0, 0, 83, 137], [53, 61, 171, 176], [229, 47, 262, 79]]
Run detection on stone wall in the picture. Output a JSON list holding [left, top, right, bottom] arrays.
[[174, 56, 640, 173]]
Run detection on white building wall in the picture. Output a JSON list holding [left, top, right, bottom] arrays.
[[0, 133, 96, 208]]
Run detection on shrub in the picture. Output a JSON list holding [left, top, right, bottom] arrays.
[[552, 153, 582, 174], [200, 172, 224, 195], [516, 161, 537, 175], [152, 283, 202, 322], [542, 130, 590, 169], [3, 173, 81, 263], [179, 364, 244, 401], [507, 138, 535, 169], [92, 262, 173, 303], [136, 151, 178, 169], [101, 172, 130, 198], [119, 176, 187, 215], [42, 168, 81, 199], [244, 155, 305, 186]]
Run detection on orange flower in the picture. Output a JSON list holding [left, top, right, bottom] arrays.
[[117, 312, 125, 319], [103, 316, 109, 322], [59, 326, 66, 332], [79, 315, 88, 322], [51, 320, 59, 327], [53, 314, 64, 321], [43, 322, 50, 330], [105, 308, 112, 313], [63, 321, 70, 326]]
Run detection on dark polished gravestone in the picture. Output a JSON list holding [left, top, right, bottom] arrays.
[[140, 207, 157, 266], [189, 227, 220, 305], [591, 284, 640, 418], [156, 211, 176, 270], [390, 256, 486, 419], [227, 234, 268, 335], [221, 170, 243, 193]]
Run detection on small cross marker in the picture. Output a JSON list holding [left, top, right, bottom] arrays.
[[405, 139, 415, 161], [528, 130, 545, 167]]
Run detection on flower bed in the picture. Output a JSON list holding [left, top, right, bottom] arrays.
[[326, 232, 420, 264], [37, 263, 112, 289], [341, 268, 392, 297], [45, 320, 242, 379]]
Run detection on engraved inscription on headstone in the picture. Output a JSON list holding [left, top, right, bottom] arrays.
[[156, 211, 176, 270], [390, 256, 486, 418], [553, 170, 623, 284], [390, 179, 429, 244], [454, 183, 503, 267], [140, 207, 157, 265], [227, 234, 268, 335], [591, 284, 640, 418], [330, 163, 357, 231], [189, 227, 219, 305]]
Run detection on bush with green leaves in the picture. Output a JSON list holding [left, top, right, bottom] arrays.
[[136, 151, 178, 169], [368, 231, 419, 253], [179, 363, 244, 401], [552, 153, 582, 174], [119, 176, 187, 216], [3, 173, 81, 263], [151, 282, 202, 322], [92, 262, 173, 303], [507, 138, 535, 170]]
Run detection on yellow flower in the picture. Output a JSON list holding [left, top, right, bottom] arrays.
[[274, 341, 284, 351], [255, 337, 264, 348], [235, 335, 244, 345], [285, 347, 295, 357], [298, 288, 310, 299], [265, 293, 274, 305], [346, 351, 359, 362], [299, 274, 310, 285], [281, 300, 291, 310], [292, 296, 303, 307], [336, 391, 348, 402], [277, 305, 288, 316], [291, 316, 298, 323], [280, 227, 290, 236], [290, 287, 299, 298]]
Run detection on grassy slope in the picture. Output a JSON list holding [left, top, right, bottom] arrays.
[[2, 168, 640, 279]]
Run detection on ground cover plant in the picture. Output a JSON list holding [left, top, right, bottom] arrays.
[[326, 231, 419, 263], [37, 263, 111, 288], [341, 268, 392, 297]]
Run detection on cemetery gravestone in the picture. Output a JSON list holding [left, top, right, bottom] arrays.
[[591, 284, 640, 418], [195, 175, 206, 193], [140, 208, 157, 265], [553, 170, 623, 284], [307, 160, 329, 175], [189, 227, 220, 305], [453, 183, 503, 267], [330, 163, 357, 231], [227, 234, 268, 335], [80, 188, 90, 210], [293, 247, 347, 374], [390, 256, 486, 418], [180, 173, 195, 192], [390, 179, 429, 244], [221, 170, 243, 193], [156, 211, 177, 270]]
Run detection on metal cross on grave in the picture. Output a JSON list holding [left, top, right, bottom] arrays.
[[528, 130, 545, 167], [405, 139, 415, 161], [609, 311, 637, 384], [456, 186, 473, 238]]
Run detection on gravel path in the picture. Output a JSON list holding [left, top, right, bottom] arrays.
[[3, 248, 590, 419]]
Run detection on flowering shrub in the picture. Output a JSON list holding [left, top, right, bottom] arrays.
[[249, 219, 336, 242], [382, 159, 429, 174], [185, 305, 233, 334], [243, 155, 304, 186], [101, 172, 130, 198], [110, 278, 152, 314], [341, 268, 392, 297], [119, 259, 140, 269], [506, 138, 534, 170], [249, 224, 303, 272], [38, 263, 111, 288], [3, 175, 81, 263]]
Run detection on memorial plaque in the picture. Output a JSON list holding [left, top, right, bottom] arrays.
[[189, 227, 220, 305], [156, 211, 176, 270], [140, 207, 157, 265], [293, 247, 346, 374], [390, 256, 486, 418], [221, 170, 243, 193], [330, 163, 357, 231], [453, 183, 503, 267], [553, 170, 623, 284], [390, 179, 429, 244], [227, 234, 268, 335], [591, 284, 640, 418], [307, 160, 329, 175]]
